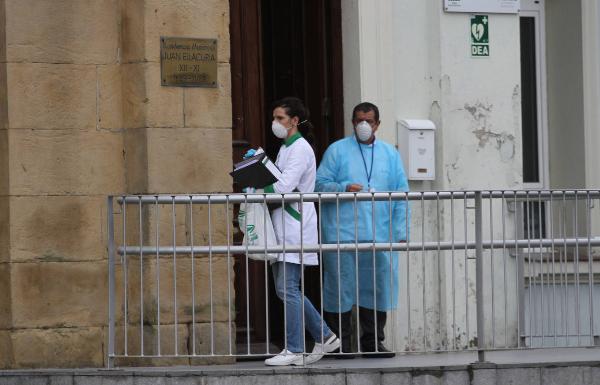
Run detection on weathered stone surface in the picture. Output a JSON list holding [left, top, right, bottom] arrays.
[[381, 372, 411, 385], [6, 63, 97, 129], [541, 367, 588, 385], [10, 327, 104, 368], [0, 330, 13, 368], [123, 127, 149, 193], [121, 0, 145, 64], [188, 321, 234, 357], [140, 0, 230, 64], [347, 372, 381, 385], [11, 262, 107, 328], [115, 256, 232, 325], [471, 368, 496, 385], [0, 263, 11, 329], [0, 64, 7, 130], [5, 0, 119, 64], [9, 196, 107, 262], [412, 371, 442, 385], [98, 65, 124, 130], [74, 376, 133, 385], [8, 129, 125, 195], [146, 127, 232, 193], [0, 197, 8, 263], [442, 370, 469, 385], [113, 324, 189, 366], [121, 63, 184, 129], [184, 64, 232, 129], [497, 367, 540, 385]]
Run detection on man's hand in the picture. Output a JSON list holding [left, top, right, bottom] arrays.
[[345, 183, 363, 192]]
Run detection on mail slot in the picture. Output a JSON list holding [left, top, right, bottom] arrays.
[[399, 119, 436, 181]]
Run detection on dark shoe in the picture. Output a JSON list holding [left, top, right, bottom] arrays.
[[361, 343, 396, 358]]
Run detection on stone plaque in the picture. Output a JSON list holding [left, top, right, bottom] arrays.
[[160, 37, 218, 87]]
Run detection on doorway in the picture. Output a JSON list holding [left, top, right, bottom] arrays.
[[229, 0, 345, 355]]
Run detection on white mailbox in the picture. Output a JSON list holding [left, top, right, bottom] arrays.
[[400, 119, 436, 181]]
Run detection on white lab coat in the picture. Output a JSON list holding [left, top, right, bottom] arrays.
[[265, 134, 318, 265]]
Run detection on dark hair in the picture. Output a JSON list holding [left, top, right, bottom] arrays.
[[352, 102, 380, 122], [272, 96, 315, 144]]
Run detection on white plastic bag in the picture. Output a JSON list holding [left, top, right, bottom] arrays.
[[238, 201, 279, 261]]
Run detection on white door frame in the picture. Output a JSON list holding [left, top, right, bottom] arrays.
[[520, 0, 549, 190]]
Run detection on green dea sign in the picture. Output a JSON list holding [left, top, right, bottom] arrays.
[[471, 15, 489, 57]]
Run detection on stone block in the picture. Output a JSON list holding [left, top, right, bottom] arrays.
[[141, 0, 230, 64], [121, 0, 145, 64], [347, 372, 380, 385], [9, 196, 107, 262], [121, 63, 184, 129], [0, 263, 11, 329], [442, 370, 469, 385], [184, 64, 232, 129], [11, 262, 107, 328], [0, 63, 7, 129], [6, 63, 97, 129], [0, 330, 13, 368], [471, 368, 496, 385], [74, 377, 133, 385], [412, 372, 442, 385], [123, 128, 149, 193], [541, 367, 587, 385], [113, 324, 189, 366], [98, 65, 124, 130], [381, 372, 412, 385], [115, 256, 232, 325], [8, 129, 125, 195], [497, 367, 540, 385], [146, 127, 232, 193], [188, 321, 234, 357], [0, 196, 8, 263], [0, 130, 7, 195], [10, 327, 104, 368], [5, 0, 119, 64], [0, 376, 50, 385]]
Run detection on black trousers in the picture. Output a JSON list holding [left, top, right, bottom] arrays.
[[324, 307, 387, 352]]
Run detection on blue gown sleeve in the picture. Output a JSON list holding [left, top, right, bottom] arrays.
[[393, 151, 410, 241], [315, 145, 344, 192]]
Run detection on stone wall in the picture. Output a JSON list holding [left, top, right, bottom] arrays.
[[0, 0, 232, 368]]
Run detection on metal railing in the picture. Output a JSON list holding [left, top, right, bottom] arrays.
[[107, 190, 600, 367]]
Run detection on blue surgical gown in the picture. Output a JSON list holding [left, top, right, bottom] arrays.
[[315, 135, 409, 312]]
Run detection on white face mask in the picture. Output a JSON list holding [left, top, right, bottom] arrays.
[[272, 120, 289, 139], [355, 121, 373, 142]]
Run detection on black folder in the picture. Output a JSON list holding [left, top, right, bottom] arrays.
[[230, 153, 282, 189]]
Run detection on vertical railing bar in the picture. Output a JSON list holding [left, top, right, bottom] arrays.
[[263, 194, 270, 355], [123, 196, 128, 356], [525, 192, 533, 347], [107, 196, 116, 368], [451, 192, 456, 351], [575, 192, 581, 346], [587, 192, 594, 346], [318, 193, 325, 354], [550, 192, 557, 346], [354, 193, 361, 353], [562, 192, 568, 344], [172, 196, 178, 355], [208, 196, 215, 355], [475, 191, 485, 362], [538, 191, 545, 346], [139, 197, 144, 356], [389, 193, 395, 353], [282, 195, 287, 353], [464, 194, 469, 348], [155, 197, 161, 356], [514, 192, 521, 349], [421, 193, 426, 351], [406, 191, 412, 351], [300, 194, 306, 356], [490, 193, 495, 348], [245, 194, 251, 355], [501, 191, 508, 348], [436, 193, 442, 351], [225, 196, 232, 355], [190, 197, 196, 355], [336, 194, 342, 355], [372, 191, 378, 352]]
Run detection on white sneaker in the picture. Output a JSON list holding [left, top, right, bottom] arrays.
[[305, 334, 340, 365], [264, 349, 304, 366]]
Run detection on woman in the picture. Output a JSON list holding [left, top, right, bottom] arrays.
[[254, 97, 339, 366]]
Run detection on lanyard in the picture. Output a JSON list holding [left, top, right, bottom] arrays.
[[357, 140, 374, 190]]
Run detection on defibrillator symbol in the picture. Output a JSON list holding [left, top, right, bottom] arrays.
[[471, 15, 489, 57]]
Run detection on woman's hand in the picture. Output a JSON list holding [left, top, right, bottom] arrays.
[[243, 149, 257, 159]]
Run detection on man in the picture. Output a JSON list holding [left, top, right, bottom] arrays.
[[315, 102, 409, 358]]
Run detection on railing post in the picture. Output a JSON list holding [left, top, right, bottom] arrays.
[[475, 191, 487, 362], [107, 196, 116, 369]]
